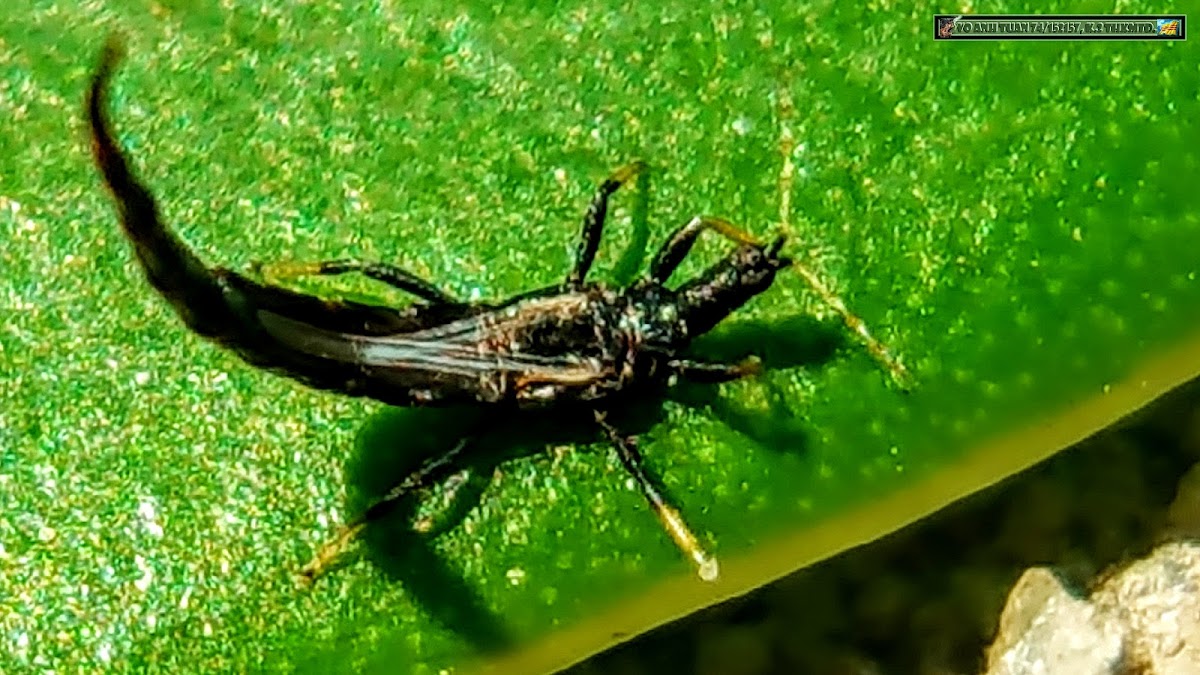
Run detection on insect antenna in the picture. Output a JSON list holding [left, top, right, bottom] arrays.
[[657, 214, 911, 388], [784, 256, 911, 388], [771, 90, 911, 389]]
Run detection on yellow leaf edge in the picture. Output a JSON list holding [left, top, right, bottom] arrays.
[[479, 329, 1200, 675]]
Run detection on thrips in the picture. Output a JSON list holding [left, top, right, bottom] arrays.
[[87, 38, 908, 583]]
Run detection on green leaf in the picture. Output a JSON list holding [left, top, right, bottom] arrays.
[[2, 1, 1197, 673]]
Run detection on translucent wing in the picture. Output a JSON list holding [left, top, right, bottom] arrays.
[[256, 309, 593, 379]]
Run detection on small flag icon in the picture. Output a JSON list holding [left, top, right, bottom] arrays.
[[1157, 19, 1181, 36]]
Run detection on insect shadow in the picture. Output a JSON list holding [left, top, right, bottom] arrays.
[[341, 312, 842, 651]]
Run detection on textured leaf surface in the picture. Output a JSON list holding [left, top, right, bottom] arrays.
[[1, 1, 1197, 672]]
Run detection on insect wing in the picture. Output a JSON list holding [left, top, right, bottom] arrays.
[[256, 309, 584, 378]]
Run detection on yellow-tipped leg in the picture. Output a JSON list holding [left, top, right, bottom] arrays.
[[254, 261, 326, 286], [569, 160, 649, 287], [252, 259, 457, 305], [728, 356, 763, 379], [650, 216, 764, 282], [658, 504, 720, 582], [608, 160, 647, 185], [669, 356, 762, 385], [595, 411, 720, 583], [296, 434, 480, 585], [670, 215, 762, 247], [298, 520, 366, 586]]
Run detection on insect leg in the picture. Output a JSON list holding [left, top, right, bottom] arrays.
[[566, 161, 646, 288], [298, 434, 475, 583], [668, 356, 761, 384], [649, 216, 761, 283], [254, 259, 457, 305], [594, 411, 719, 582]]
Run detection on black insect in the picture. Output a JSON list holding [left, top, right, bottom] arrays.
[[88, 40, 907, 583]]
